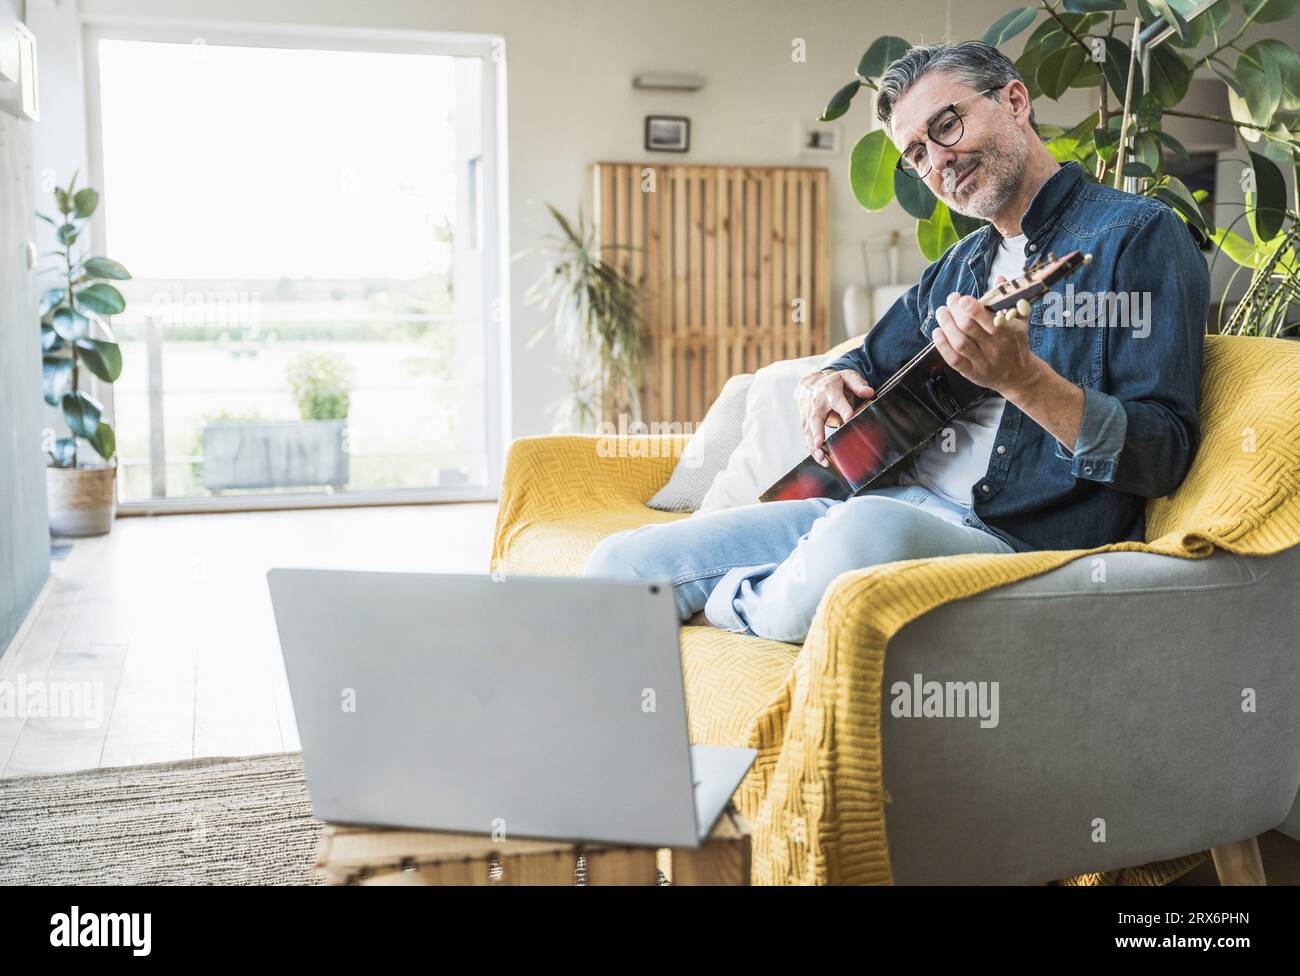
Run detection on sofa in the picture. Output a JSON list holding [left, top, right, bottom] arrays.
[[490, 332, 1300, 884]]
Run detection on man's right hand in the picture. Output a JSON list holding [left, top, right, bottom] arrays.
[[796, 368, 875, 467]]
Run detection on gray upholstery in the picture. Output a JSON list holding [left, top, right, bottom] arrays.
[[878, 544, 1300, 884]]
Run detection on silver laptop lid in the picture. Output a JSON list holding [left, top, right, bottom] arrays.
[[268, 568, 702, 848]]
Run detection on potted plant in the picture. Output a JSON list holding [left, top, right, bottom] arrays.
[[523, 203, 646, 432], [38, 173, 131, 536], [821, 0, 1299, 335], [200, 351, 352, 491]]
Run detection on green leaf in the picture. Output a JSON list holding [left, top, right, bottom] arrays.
[[857, 36, 910, 80], [1227, 84, 1263, 142], [1068, 60, 1103, 90], [1153, 176, 1211, 235], [75, 282, 126, 315], [74, 337, 124, 383], [820, 80, 862, 122], [41, 323, 63, 353], [87, 421, 116, 462], [1246, 40, 1300, 112], [72, 188, 99, 219], [1158, 129, 1190, 159], [1210, 60, 1246, 98], [1243, 0, 1300, 23], [1135, 131, 1163, 175], [1062, 0, 1124, 10], [1101, 37, 1143, 105], [57, 223, 78, 246], [1166, 3, 1207, 48], [1236, 55, 1281, 127], [983, 7, 1038, 46], [1048, 111, 1101, 163], [1148, 45, 1191, 108], [1123, 162, 1156, 177], [1094, 125, 1120, 161], [893, 166, 937, 220], [917, 201, 958, 262], [55, 188, 70, 215], [81, 256, 132, 280], [1248, 150, 1286, 242], [1146, 0, 1190, 42], [49, 437, 77, 467], [849, 129, 900, 211], [1207, 0, 1233, 33], [1016, 45, 1045, 100], [1263, 133, 1297, 166], [50, 306, 91, 341], [949, 209, 986, 240], [1136, 92, 1164, 128], [61, 391, 103, 440], [1038, 44, 1087, 101], [39, 287, 66, 317], [1209, 229, 1265, 268], [42, 356, 73, 407]]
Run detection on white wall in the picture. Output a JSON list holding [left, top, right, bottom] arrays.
[[33, 0, 1300, 464]]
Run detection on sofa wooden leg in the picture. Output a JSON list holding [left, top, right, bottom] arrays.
[[1211, 836, 1266, 886]]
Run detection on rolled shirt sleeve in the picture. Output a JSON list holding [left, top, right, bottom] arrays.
[[1054, 386, 1128, 482]]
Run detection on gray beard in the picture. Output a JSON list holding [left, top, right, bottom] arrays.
[[948, 141, 1027, 221]]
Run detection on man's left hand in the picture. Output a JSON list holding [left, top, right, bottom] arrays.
[[932, 280, 1041, 396]]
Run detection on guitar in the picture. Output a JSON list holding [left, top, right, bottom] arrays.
[[760, 249, 1092, 504]]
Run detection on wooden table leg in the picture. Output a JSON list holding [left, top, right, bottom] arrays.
[[1211, 836, 1266, 886], [665, 807, 751, 885]]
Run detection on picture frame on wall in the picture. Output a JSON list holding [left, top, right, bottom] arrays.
[[645, 115, 689, 153], [797, 121, 840, 157]]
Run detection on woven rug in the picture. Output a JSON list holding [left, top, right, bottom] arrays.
[[0, 753, 324, 885]]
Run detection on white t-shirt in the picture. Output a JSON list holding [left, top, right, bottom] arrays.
[[897, 232, 1026, 516]]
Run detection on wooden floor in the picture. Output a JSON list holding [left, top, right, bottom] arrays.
[[0, 503, 498, 777]]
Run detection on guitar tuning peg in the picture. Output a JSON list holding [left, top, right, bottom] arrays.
[[1047, 251, 1056, 263], [998, 281, 1009, 294]]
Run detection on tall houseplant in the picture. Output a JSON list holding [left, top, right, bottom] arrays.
[[822, 0, 1300, 335], [38, 173, 132, 535], [523, 203, 646, 433]]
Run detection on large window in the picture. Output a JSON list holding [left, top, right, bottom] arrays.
[[85, 26, 502, 509]]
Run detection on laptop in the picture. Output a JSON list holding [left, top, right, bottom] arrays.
[[267, 568, 757, 849]]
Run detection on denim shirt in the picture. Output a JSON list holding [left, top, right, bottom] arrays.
[[827, 161, 1209, 553]]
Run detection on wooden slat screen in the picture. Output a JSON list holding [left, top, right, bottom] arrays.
[[589, 162, 830, 426]]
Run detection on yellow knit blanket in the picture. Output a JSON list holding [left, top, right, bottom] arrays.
[[745, 334, 1300, 884], [492, 335, 1300, 884]]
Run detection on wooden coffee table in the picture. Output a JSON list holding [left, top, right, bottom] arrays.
[[315, 804, 751, 886]]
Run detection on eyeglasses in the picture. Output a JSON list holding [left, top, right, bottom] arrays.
[[896, 87, 995, 180]]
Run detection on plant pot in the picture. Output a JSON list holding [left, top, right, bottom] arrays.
[[47, 461, 118, 537], [201, 419, 349, 491]]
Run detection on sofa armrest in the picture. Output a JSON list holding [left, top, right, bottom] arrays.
[[491, 434, 690, 573], [877, 546, 1300, 883]]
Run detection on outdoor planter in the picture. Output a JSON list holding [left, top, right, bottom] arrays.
[[201, 419, 349, 492]]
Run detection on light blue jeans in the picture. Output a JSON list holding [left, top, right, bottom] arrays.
[[582, 484, 1015, 644]]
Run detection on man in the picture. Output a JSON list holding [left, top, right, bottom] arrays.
[[584, 40, 1209, 644]]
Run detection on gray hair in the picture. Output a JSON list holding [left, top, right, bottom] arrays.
[[874, 40, 1040, 138]]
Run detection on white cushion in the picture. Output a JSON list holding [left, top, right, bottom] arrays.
[[695, 350, 838, 515], [645, 372, 754, 512]]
